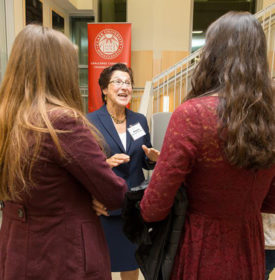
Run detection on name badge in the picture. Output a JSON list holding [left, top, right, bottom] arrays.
[[127, 123, 146, 140]]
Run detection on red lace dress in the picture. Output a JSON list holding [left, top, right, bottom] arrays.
[[140, 96, 275, 280]]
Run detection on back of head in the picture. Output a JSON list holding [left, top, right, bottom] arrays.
[[0, 25, 100, 200], [0, 24, 82, 112], [188, 12, 275, 169], [189, 11, 269, 98]]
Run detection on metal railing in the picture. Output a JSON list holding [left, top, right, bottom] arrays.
[[136, 3, 275, 118]]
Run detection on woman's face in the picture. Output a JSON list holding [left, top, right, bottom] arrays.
[[103, 70, 132, 108]]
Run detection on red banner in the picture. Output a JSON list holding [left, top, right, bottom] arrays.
[[87, 23, 131, 112]]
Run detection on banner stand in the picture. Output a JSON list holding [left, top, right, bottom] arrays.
[[87, 23, 131, 112]]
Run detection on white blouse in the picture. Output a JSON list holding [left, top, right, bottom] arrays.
[[118, 132, 127, 151], [262, 213, 275, 249]]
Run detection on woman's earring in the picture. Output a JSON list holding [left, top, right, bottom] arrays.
[[104, 95, 107, 101]]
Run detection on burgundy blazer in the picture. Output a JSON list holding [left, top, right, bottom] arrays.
[[0, 115, 127, 280]]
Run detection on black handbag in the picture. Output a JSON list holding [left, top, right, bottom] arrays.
[[121, 181, 188, 280]]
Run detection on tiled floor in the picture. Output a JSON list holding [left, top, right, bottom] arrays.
[[112, 271, 275, 280], [112, 272, 144, 280]]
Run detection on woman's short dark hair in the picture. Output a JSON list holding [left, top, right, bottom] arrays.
[[98, 63, 134, 103]]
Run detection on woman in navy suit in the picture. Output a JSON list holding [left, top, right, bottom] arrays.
[[87, 63, 159, 280]]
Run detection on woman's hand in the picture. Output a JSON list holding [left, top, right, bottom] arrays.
[[106, 153, 130, 168], [142, 145, 160, 162], [92, 198, 109, 216]]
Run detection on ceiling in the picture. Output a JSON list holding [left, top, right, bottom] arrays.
[[52, 0, 93, 14]]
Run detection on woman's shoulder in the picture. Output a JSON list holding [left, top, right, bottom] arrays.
[[176, 96, 218, 115], [126, 108, 146, 120], [47, 107, 84, 130], [86, 105, 108, 123], [169, 96, 218, 131], [182, 95, 218, 107], [86, 105, 105, 119]]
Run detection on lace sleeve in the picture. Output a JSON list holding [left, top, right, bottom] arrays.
[[140, 100, 202, 222]]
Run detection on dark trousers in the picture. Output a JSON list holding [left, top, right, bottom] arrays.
[[265, 250, 275, 280]]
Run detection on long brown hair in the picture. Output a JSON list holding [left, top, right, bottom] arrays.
[[0, 25, 103, 200], [187, 11, 275, 170]]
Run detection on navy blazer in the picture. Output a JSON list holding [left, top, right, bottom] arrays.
[[87, 105, 154, 192]]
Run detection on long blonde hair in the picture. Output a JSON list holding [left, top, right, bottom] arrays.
[[0, 25, 102, 201]]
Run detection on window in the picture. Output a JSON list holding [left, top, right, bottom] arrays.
[[192, 0, 256, 52], [71, 16, 94, 112], [98, 0, 126, 22], [52, 10, 64, 33], [71, 16, 94, 87], [25, 0, 43, 25]]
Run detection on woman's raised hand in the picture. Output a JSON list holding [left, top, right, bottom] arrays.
[[106, 153, 130, 168], [142, 145, 160, 162]]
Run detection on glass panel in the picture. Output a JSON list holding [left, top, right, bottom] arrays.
[[0, 0, 7, 84], [98, 0, 126, 22], [52, 10, 64, 33], [25, 0, 43, 25], [192, 0, 256, 52], [71, 16, 94, 101], [79, 68, 88, 87], [71, 17, 94, 65]]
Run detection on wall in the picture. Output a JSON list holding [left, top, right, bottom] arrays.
[[93, 0, 98, 22], [69, 0, 93, 10], [128, 0, 193, 88], [43, 0, 70, 37], [263, 0, 275, 8], [13, 0, 24, 36], [11, 0, 193, 87], [0, 0, 7, 83], [77, 0, 93, 10], [13, 0, 70, 37]]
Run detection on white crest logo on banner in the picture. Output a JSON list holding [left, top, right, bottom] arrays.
[[95, 29, 124, 59]]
